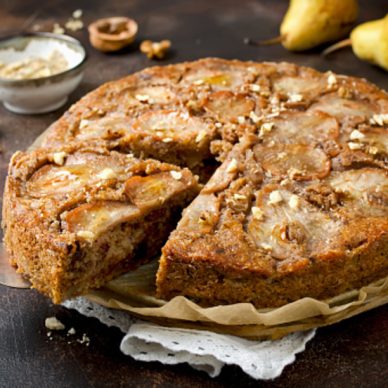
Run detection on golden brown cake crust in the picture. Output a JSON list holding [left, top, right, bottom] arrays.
[[3, 143, 199, 302], [3, 58, 388, 307], [154, 59, 388, 308]]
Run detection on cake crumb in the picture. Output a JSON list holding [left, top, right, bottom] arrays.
[[77, 333, 90, 345], [45, 317, 65, 331], [67, 327, 76, 335]]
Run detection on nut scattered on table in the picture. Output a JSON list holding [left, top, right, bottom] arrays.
[[88, 17, 138, 52], [140, 40, 171, 59]]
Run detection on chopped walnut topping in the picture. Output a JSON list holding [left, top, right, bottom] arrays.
[[327, 73, 337, 87], [170, 170, 182, 180], [270, 96, 280, 105], [237, 116, 246, 124], [368, 146, 379, 155], [288, 168, 303, 180], [215, 122, 223, 129], [193, 79, 205, 86], [370, 113, 388, 126], [268, 190, 283, 205], [249, 111, 261, 124], [348, 142, 363, 150], [288, 93, 303, 103], [79, 119, 89, 129], [338, 86, 352, 99], [226, 158, 238, 173], [198, 210, 213, 227], [233, 193, 246, 200], [251, 206, 264, 220], [162, 137, 173, 143], [288, 194, 300, 209], [350, 129, 365, 140], [195, 129, 207, 143], [261, 242, 272, 251], [277, 152, 287, 160], [249, 84, 261, 92], [259, 122, 274, 137], [135, 94, 149, 102], [52, 152, 67, 166], [77, 230, 95, 240], [97, 168, 117, 180]]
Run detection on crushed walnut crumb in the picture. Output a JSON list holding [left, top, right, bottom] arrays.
[[45, 317, 65, 331]]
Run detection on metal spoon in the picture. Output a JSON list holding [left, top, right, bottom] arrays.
[[0, 243, 30, 288]]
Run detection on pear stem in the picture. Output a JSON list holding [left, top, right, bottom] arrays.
[[244, 36, 282, 46], [322, 39, 352, 56]]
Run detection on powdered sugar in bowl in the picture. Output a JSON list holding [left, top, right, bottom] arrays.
[[0, 32, 87, 114]]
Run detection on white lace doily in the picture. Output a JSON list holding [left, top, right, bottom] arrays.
[[63, 297, 315, 380]]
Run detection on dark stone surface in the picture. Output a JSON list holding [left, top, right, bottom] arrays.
[[0, 0, 387, 386]]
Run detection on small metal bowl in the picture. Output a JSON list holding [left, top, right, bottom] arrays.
[[0, 32, 87, 114]]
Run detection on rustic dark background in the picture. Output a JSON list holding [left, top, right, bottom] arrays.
[[0, 0, 387, 387]]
